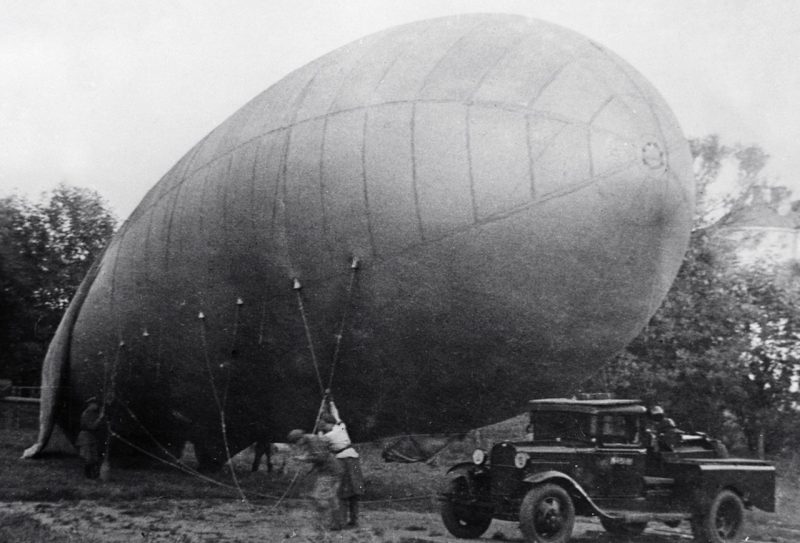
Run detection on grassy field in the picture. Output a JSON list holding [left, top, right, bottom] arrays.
[[0, 426, 462, 504], [0, 425, 464, 542], [0, 418, 798, 542]]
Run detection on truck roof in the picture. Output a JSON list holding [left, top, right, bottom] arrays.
[[529, 398, 647, 415]]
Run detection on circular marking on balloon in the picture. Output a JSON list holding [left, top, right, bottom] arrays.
[[641, 141, 665, 169]]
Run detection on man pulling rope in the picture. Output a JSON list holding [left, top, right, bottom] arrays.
[[318, 390, 365, 528]]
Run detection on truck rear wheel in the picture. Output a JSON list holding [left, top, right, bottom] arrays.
[[441, 476, 492, 539], [691, 489, 745, 543], [519, 483, 575, 543]]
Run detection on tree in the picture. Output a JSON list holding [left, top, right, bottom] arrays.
[[597, 232, 800, 454], [0, 184, 117, 384], [690, 135, 771, 229], [594, 137, 800, 456], [726, 269, 800, 456]]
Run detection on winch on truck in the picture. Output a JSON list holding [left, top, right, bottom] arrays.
[[440, 396, 775, 543]]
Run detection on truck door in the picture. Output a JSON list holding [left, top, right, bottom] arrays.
[[595, 414, 646, 497], [594, 448, 646, 497]]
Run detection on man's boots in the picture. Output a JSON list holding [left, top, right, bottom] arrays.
[[347, 498, 359, 527]]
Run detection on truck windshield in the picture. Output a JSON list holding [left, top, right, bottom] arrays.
[[529, 412, 591, 443]]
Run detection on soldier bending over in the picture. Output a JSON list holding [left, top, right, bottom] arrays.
[[287, 428, 343, 531]]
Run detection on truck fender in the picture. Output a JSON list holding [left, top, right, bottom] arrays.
[[441, 462, 489, 502], [523, 469, 583, 488], [522, 470, 614, 521]]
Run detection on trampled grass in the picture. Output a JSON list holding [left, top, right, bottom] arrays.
[[0, 426, 456, 504], [1, 416, 799, 542], [0, 425, 454, 541], [0, 511, 103, 543]]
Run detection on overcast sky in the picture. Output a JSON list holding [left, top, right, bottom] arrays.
[[2, 0, 798, 220]]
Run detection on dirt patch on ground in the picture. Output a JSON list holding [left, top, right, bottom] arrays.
[[1, 427, 798, 542], [1, 499, 796, 543]]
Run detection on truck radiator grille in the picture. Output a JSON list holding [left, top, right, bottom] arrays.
[[490, 443, 520, 497]]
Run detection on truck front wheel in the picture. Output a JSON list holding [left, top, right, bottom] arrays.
[[519, 483, 575, 543], [441, 476, 492, 539], [691, 489, 745, 543]]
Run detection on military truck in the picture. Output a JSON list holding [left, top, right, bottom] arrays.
[[440, 397, 775, 543]]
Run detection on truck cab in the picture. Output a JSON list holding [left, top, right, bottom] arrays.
[[440, 397, 775, 543]]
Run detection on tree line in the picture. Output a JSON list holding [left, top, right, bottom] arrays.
[[593, 135, 800, 457], [1, 136, 798, 456], [0, 184, 116, 384]]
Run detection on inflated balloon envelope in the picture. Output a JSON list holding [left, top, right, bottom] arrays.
[[26, 14, 693, 468]]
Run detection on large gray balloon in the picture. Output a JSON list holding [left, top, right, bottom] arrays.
[[28, 14, 692, 467]]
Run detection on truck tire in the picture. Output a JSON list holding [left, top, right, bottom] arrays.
[[691, 489, 745, 543], [519, 484, 575, 543], [441, 477, 492, 539], [600, 517, 647, 536]]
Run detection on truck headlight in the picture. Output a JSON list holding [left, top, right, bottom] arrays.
[[514, 452, 529, 468], [472, 449, 487, 465]]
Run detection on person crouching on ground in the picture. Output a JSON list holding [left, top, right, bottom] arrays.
[[286, 428, 343, 531], [319, 391, 365, 528], [76, 397, 105, 479]]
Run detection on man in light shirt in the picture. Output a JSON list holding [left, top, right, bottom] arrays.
[[319, 392, 365, 528]]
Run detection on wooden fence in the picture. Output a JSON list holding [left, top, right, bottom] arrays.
[[1, 387, 41, 430]]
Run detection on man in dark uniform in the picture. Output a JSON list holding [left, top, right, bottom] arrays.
[[646, 405, 683, 451], [76, 397, 105, 479], [287, 428, 343, 531], [251, 438, 272, 473]]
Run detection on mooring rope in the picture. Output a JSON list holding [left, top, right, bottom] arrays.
[[110, 397, 437, 506], [93, 259, 398, 508], [118, 403, 202, 474], [111, 394, 435, 506], [198, 312, 248, 503], [106, 429, 436, 505], [293, 278, 325, 395], [99, 339, 125, 479], [326, 256, 360, 391], [223, 298, 245, 408], [107, 428, 274, 499], [269, 395, 329, 511]]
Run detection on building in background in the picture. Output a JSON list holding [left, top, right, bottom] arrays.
[[715, 185, 800, 280]]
